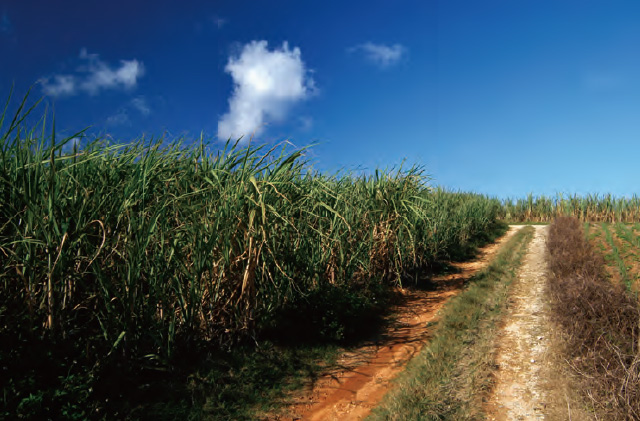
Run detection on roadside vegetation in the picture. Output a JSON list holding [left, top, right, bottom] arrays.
[[546, 217, 640, 419], [370, 226, 534, 420], [0, 92, 506, 419]]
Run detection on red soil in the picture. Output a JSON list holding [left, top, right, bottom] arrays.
[[267, 226, 520, 421]]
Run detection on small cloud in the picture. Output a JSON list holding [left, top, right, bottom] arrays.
[[218, 40, 315, 141], [42, 75, 76, 97], [41, 49, 145, 97], [211, 15, 227, 29], [0, 12, 12, 34], [349, 42, 407, 68], [106, 109, 129, 126], [78, 48, 144, 95], [131, 96, 151, 116]]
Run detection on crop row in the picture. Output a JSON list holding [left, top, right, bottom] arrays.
[[586, 222, 640, 292]]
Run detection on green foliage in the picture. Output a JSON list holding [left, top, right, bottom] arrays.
[[0, 91, 503, 417]]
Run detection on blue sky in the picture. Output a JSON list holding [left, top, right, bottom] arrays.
[[2, 0, 640, 198]]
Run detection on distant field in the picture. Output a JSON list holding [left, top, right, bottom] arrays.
[[502, 194, 640, 223]]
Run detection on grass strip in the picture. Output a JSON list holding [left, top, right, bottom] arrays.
[[369, 226, 534, 420]]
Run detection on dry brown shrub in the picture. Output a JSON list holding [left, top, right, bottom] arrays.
[[546, 217, 605, 279], [547, 217, 640, 420]]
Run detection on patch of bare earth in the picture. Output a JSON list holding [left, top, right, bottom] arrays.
[[265, 226, 521, 421]]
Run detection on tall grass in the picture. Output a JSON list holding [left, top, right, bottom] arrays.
[[502, 193, 640, 222], [0, 92, 504, 416]]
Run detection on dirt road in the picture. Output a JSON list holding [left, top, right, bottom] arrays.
[[273, 226, 521, 421], [485, 225, 551, 420]]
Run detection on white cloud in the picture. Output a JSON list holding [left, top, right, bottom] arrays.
[[41, 49, 145, 97], [131, 96, 151, 115], [42, 75, 76, 96], [79, 49, 144, 94], [218, 40, 314, 141], [350, 42, 406, 68]]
